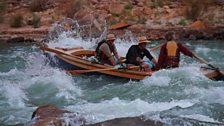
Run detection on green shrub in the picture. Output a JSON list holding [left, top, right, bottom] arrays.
[[29, 0, 53, 12], [32, 14, 41, 28], [157, 0, 164, 7], [166, 22, 174, 27], [10, 15, 23, 28], [0, 0, 7, 23], [124, 2, 134, 10], [150, 2, 157, 9], [0, 0, 7, 12], [150, 0, 164, 9], [153, 20, 161, 25], [185, 0, 213, 20], [111, 12, 121, 17], [30, 0, 45, 12], [124, 16, 137, 23], [207, 14, 214, 23], [110, 18, 120, 25], [138, 17, 147, 24], [122, 8, 132, 17], [178, 19, 187, 26], [186, 0, 201, 20]]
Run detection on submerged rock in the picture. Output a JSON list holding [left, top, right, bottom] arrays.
[[28, 105, 86, 126], [88, 116, 163, 126]]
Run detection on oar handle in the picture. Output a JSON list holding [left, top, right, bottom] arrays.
[[67, 65, 140, 75], [207, 64, 219, 70]]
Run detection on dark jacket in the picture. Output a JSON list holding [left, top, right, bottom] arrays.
[[125, 45, 154, 65]]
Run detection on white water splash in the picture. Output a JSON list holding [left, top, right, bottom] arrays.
[[143, 72, 171, 87], [66, 97, 195, 124], [0, 68, 22, 76], [0, 81, 28, 108], [142, 65, 204, 87], [180, 114, 218, 123], [48, 33, 94, 49], [0, 47, 82, 108], [187, 86, 224, 105], [25, 59, 82, 101], [195, 47, 211, 56]]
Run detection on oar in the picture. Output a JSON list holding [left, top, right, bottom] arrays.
[[194, 54, 223, 74], [149, 43, 163, 51], [55, 47, 83, 51], [40, 46, 76, 58], [67, 66, 140, 75]]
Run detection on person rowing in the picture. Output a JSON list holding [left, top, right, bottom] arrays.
[[124, 36, 158, 74], [158, 32, 197, 69]]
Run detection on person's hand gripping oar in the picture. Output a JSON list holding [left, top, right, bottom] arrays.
[[194, 54, 224, 74]]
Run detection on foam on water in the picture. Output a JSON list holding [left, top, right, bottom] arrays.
[[187, 86, 224, 105], [142, 65, 205, 87], [66, 97, 195, 123], [24, 51, 82, 101], [0, 46, 82, 108], [48, 33, 93, 49], [195, 47, 212, 57], [180, 114, 218, 123], [143, 74, 171, 87], [0, 80, 28, 108], [0, 68, 21, 76], [196, 47, 224, 54]]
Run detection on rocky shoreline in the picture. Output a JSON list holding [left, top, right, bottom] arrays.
[[1, 0, 224, 43], [1, 22, 224, 44]]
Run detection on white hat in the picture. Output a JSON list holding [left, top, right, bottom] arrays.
[[138, 36, 151, 44]]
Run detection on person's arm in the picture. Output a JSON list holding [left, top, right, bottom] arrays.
[[112, 44, 119, 60], [151, 58, 158, 67], [144, 49, 158, 69], [100, 44, 116, 65], [144, 49, 157, 63], [108, 57, 116, 66], [178, 43, 195, 57]]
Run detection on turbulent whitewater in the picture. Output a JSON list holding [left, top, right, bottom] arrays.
[[0, 31, 224, 125]]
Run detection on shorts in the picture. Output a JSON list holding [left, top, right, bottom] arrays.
[[144, 60, 154, 68]]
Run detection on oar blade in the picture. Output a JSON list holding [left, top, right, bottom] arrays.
[[201, 66, 224, 81]]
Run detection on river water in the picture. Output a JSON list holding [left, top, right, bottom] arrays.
[[0, 33, 224, 126]]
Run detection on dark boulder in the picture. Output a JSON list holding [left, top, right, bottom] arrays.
[[28, 105, 164, 126]]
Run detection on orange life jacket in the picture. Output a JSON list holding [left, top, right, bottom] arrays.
[[165, 41, 180, 68], [166, 41, 178, 57]]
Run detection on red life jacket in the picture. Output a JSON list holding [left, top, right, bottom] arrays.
[[165, 41, 180, 68]]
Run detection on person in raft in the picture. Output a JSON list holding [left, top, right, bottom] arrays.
[[158, 32, 196, 69], [96, 34, 120, 66], [125, 36, 158, 73]]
